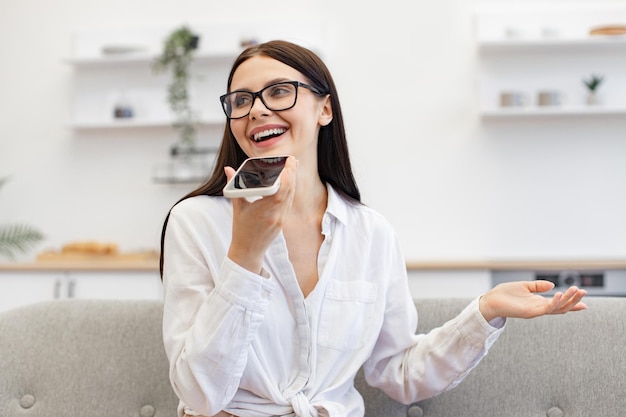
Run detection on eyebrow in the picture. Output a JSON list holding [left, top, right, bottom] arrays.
[[229, 77, 298, 93]]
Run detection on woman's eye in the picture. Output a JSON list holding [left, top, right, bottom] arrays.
[[234, 94, 252, 108], [269, 85, 292, 97]]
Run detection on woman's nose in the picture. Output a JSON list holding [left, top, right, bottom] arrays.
[[248, 95, 271, 118]]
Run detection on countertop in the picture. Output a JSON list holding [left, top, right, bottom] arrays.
[[405, 259, 626, 271], [0, 259, 159, 272], [0, 251, 160, 272], [2, 258, 625, 272]]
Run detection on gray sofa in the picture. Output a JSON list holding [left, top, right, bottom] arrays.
[[1, 297, 624, 417]]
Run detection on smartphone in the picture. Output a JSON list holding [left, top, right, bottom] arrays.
[[223, 156, 289, 199]]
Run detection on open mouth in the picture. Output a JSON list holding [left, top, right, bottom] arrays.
[[252, 128, 286, 142]]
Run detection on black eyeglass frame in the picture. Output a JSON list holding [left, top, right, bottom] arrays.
[[219, 81, 325, 119]]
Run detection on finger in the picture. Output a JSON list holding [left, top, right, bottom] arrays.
[[570, 300, 588, 312], [274, 156, 298, 200], [224, 166, 252, 209], [224, 166, 236, 182], [549, 287, 588, 314], [280, 156, 298, 187], [546, 291, 564, 313], [556, 288, 587, 313], [530, 280, 556, 294], [565, 294, 588, 312]]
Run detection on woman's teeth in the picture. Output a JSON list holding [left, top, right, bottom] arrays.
[[253, 128, 286, 142]]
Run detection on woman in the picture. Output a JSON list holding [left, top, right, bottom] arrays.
[[160, 40, 587, 417]]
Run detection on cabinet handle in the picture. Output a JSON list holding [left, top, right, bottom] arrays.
[[68, 279, 76, 298], [54, 279, 62, 299]]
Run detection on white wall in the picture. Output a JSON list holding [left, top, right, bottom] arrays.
[[1, 0, 625, 262]]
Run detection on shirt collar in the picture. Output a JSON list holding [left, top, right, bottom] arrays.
[[325, 184, 349, 226]]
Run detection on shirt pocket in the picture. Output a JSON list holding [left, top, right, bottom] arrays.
[[318, 280, 378, 351]]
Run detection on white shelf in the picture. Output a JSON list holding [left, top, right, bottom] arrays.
[[152, 158, 215, 184], [69, 117, 224, 130], [479, 36, 626, 54], [475, 4, 626, 124], [65, 50, 238, 68], [66, 25, 327, 138], [481, 106, 626, 120]]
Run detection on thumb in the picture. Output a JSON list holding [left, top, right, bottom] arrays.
[[530, 280, 556, 294], [224, 166, 236, 182]]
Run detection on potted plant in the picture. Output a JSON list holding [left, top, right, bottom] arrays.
[[153, 25, 200, 149], [583, 73, 604, 105], [0, 177, 44, 260]]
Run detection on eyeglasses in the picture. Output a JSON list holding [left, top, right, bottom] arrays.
[[220, 81, 324, 119]]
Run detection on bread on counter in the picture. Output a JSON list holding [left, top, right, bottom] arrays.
[[590, 24, 626, 36], [61, 241, 119, 256]]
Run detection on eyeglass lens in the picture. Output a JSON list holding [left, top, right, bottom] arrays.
[[223, 82, 298, 119]]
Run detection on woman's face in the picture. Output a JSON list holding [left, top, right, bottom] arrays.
[[227, 55, 332, 167]]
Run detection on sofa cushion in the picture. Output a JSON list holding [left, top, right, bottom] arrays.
[[1, 297, 625, 417], [407, 297, 626, 417], [0, 299, 178, 417]]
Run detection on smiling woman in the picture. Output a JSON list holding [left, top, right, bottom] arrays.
[[158, 40, 587, 417]]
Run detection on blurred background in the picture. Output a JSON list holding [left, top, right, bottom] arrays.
[[1, 0, 625, 267]]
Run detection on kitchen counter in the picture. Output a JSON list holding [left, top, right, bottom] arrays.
[[0, 251, 160, 272], [2, 258, 625, 304], [405, 259, 626, 271], [2, 258, 625, 272], [0, 260, 158, 272]]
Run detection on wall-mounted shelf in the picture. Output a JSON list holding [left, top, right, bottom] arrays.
[[151, 145, 218, 184], [69, 116, 225, 130], [475, 4, 626, 122], [152, 158, 216, 184], [65, 25, 327, 185], [478, 36, 626, 54], [67, 45, 234, 133], [65, 51, 237, 68], [481, 105, 626, 120], [66, 25, 328, 135]]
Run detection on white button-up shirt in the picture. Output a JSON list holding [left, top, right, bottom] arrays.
[[162, 186, 504, 417]]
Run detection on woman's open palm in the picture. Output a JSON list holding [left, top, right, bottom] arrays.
[[479, 280, 588, 322]]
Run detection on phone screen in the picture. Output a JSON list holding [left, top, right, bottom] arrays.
[[232, 156, 288, 190]]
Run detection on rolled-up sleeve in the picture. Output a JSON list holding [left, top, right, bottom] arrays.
[[162, 201, 275, 416], [362, 234, 505, 404]]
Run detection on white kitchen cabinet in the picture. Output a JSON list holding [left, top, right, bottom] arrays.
[[475, 4, 626, 120], [0, 272, 66, 313], [0, 270, 162, 313], [64, 271, 162, 300]]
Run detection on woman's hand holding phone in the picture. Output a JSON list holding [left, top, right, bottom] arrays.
[[223, 156, 289, 200], [225, 155, 297, 275]]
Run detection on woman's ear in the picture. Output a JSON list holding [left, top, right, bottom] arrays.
[[318, 95, 333, 126]]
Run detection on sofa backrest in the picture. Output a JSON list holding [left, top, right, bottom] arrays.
[[0, 299, 178, 417], [406, 297, 626, 417], [1, 297, 624, 417]]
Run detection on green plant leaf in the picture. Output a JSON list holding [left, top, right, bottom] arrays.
[[583, 74, 604, 92], [152, 25, 199, 147], [0, 224, 44, 260]]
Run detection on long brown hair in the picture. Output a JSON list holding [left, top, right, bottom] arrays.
[[160, 40, 360, 276]]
